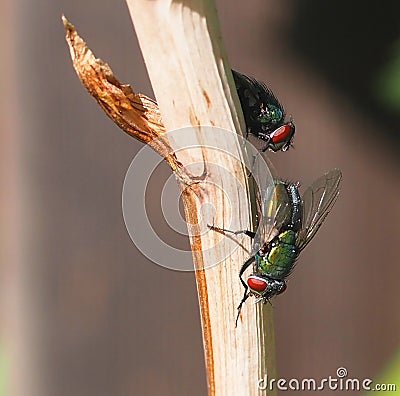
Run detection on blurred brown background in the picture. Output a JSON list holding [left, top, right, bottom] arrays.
[[1, 1, 399, 395]]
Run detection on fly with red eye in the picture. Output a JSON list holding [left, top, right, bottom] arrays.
[[232, 70, 295, 152], [209, 169, 342, 326]]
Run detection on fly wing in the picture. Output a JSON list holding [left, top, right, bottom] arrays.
[[232, 70, 284, 117], [252, 180, 293, 255], [232, 70, 262, 108], [296, 169, 342, 252]]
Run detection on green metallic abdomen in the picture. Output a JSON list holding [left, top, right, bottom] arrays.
[[256, 230, 297, 278]]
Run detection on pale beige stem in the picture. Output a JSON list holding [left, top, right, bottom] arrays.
[[63, 2, 276, 393]]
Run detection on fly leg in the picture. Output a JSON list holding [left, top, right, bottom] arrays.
[[208, 224, 256, 239], [260, 136, 272, 152], [208, 223, 257, 325], [235, 290, 250, 327], [235, 255, 255, 326]]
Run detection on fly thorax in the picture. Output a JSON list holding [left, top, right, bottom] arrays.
[[257, 104, 283, 126], [262, 230, 298, 277]]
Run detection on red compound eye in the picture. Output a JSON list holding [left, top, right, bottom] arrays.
[[271, 123, 295, 144], [247, 275, 268, 293]]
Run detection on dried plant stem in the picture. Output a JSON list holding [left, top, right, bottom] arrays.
[[63, 1, 276, 393]]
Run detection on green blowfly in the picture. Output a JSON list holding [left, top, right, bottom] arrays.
[[210, 169, 342, 326], [232, 70, 295, 152]]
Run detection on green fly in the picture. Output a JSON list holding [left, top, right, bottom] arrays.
[[210, 169, 342, 326], [232, 70, 295, 152]]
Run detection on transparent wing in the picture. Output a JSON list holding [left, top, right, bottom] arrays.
[[251, 181, 293, 255], [248, 150, 276, 253], [296, 169, 342, 252]]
